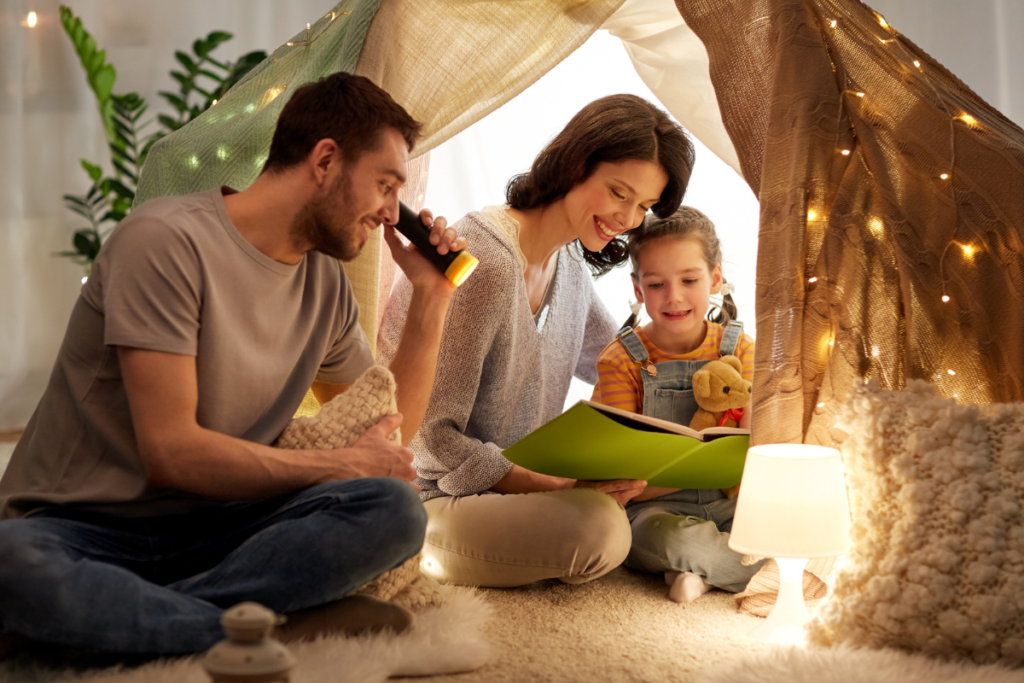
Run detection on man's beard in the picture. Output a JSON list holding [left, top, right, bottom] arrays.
[[290, 169, 371, 261]]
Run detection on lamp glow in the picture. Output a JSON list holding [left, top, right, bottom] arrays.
[[729, 444, 850, 643]]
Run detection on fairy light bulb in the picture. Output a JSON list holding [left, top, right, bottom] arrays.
[[856, 92, 865, 98], [807, 209, 818, 221], [25, 11, 38, 27], [913, 60, 921, 68], [961, 243, 976, 258], [942, 295, 950, 302], [808, 277, 818, 283], [948, 369, 956, 376], [940, 173, 950, 180], [830, 19, 837, 28], [840, 149, 851, 156]]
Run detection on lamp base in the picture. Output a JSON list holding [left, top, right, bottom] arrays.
[[747, 557, 809, 645]]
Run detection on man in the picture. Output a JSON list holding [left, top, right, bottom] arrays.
[[0, 73, 463, 656]]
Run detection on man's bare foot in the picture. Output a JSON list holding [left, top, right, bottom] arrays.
[[276, 595, 413, 643]]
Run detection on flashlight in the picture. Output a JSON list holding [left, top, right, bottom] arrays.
[[393, 202, 479, 287]]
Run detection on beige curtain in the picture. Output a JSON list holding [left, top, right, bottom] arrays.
[[676, 0, 1024, 446]]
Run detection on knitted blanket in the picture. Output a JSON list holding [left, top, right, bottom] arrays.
[[807, 380, 1024, 665], [276, 365, 443, 610]]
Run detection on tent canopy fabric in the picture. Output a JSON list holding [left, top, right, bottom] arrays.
[[678, 0, 1024, 445], [135, 0, 1024, 444]]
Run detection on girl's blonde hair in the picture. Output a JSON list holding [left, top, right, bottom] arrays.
[[622, 206, 737, 329]]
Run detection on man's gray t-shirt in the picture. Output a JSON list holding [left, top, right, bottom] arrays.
[[0, 187, 374, 519]]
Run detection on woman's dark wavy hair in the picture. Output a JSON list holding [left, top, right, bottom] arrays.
[[505, 94, 695, 277], [620, 206, 738, 330]]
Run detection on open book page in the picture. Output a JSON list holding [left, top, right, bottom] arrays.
[[580, 400, 749, 441]]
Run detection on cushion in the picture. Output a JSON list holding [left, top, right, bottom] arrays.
[[276, 366, 442, 609], [807, 380, 1024, 665]]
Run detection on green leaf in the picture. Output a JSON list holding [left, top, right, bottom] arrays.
[[79, 159, 103, 182], [92, 65, 115, 100], [73, 230, 102, 260], [197, 69, 224, 83], [111, 160, 137, 183], [63, 193, 89, 207], [206, 30, 233, 47], [157, 114, 183, 131], [175, 51, 197, 73], [107, 179, 135, 202], [65, 204, 94, 220], [159, 91, 189, 114], [193, 38, 209, 58]]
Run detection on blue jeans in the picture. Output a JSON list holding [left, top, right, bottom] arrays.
[[0, 478, 426, 654], [624, 488, 763, 592]]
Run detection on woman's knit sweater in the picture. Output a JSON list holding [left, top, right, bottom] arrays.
[[377, 207, 618, 500]]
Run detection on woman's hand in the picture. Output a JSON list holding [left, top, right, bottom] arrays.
[[572, 479, 647, 505]]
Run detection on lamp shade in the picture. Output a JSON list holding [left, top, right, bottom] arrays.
[[728, 444, 850, 557]]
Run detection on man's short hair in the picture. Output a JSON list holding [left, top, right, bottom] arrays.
[[263, 72, 422, 172]]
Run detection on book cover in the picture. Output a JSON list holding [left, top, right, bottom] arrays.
[[502, 400, 749, 489]]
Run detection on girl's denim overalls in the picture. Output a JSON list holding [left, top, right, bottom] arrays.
[[617, 321, 763, 591]]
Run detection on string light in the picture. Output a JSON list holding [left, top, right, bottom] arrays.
[[871, 346, 880, 358], [807, 209, 818, 221], [829, 339, 834, 347], [22, 11, 38, 27], [948, 369, 956, 376], [874, 12, 890, 30], [913, 60, 921, 68], [961, 243, 976, 259], [286, 23, 312, 47], [940, 172, 950, 180], [830, 19, 837, 28], [868, 217, 884, 236], [840, 149, 851, 156], [942, 295, 950, 303], [957, 113, 978, 127], [808, 277, 818, 283], [856, 92, 865, 98], [211, 99, 218, 106]]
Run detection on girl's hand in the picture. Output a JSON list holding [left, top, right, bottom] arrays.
[[573, 478, 647, 505]]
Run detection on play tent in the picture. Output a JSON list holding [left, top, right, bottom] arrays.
[[135, 0, 1024, 446]]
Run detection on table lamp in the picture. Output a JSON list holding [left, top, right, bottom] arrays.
[[728, 444, 850, 643]]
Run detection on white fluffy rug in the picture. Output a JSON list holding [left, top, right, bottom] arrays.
[[0, 586, 492, 683]]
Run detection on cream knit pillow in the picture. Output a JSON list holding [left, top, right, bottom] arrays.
[[276, 365, 442, 609], [807, 380, 1024, 665]]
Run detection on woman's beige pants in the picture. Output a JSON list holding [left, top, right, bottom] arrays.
[[421, 488, 632, 587]]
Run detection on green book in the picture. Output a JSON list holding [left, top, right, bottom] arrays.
[[503, 400, 749, 489]]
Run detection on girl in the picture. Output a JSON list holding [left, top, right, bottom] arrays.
[[591, 206, 764, 603], [378, 95, 694, 588]]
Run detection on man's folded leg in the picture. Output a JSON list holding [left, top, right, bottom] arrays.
[[0, 515, 224, 655], [166, 477, 426, 613], [0, 477, 427, 655]]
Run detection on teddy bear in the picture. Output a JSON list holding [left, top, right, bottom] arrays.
[[688, 355, 752, 432]]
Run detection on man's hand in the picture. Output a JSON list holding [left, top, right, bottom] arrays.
[[573, 479, 648, 505], [333, 413, 417, 487], [382, 209, 467, 295]]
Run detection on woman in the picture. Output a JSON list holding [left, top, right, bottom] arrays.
[[378, 94, 695, 587]]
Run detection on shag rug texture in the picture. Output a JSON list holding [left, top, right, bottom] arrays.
[[0, 585, 492, 683], [809, 380, 1024, 665]]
